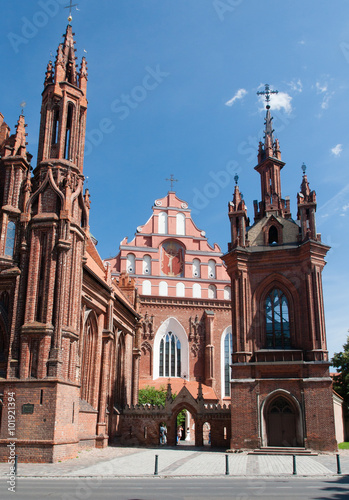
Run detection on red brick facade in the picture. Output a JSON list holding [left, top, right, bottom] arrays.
[[222, 102, 337, 451], [0, 27, 336, 462], [0, 26, 140, 463]]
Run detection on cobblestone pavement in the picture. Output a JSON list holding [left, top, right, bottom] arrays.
[[0, 446, 348, 478]]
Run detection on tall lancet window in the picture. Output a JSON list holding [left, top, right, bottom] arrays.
[[52, 107, 59, 145], [4, 222, 16, 258], [64, 103, 74, 160], [159, 331, 181, 378], [265, 289, 290, 349], [224, 330, 233, 397]]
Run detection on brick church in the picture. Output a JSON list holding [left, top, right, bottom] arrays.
[[0, 24, 337, 461]]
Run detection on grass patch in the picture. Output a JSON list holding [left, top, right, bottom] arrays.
[[338, 442, 349, 449]]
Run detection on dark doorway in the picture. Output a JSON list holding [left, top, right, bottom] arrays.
[[266, 396, 298, 447]]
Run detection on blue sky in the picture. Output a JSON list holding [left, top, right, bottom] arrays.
[[1, 0, 349, 360]]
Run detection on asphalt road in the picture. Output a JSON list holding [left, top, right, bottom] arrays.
[[1, 476, 348, 500]]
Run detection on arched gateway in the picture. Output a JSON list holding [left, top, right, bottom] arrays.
[[121, 382, 231, 448]]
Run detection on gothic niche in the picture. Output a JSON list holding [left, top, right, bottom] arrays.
[[160, 240, 184, 277], [189, 315, 202, 357], [142, 312, 154, 340]]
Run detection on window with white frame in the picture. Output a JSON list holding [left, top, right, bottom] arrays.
[[208, 284, 217, 299], [159, 331, 181, 377], [176, 213, 185, 235], [142, 280, 151, 295], [159, 281, 168, 296], [224, 286, 231, 300], [143, 255, 151, 275], [208, 260, 216, 279], [158, 212, 168, 234], [176, 282, 185, 297], [126, 253, 135, 274], [193, 283, 201, 298], [153, 317, 189, 380], [192, 258, 201, 278], [221, 327, 233, 398]]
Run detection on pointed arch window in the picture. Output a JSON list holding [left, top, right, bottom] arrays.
[[208, 284, 217, 299], [269, 225, 278, 245], [224, 286, 231, 300], [159, 331, 181, 377], [265, 289, 291, 349], [64, 103, 74, 160], [223, 330, 233, 397], [52, 107, 59, 145], [4, 222, 16, 258]]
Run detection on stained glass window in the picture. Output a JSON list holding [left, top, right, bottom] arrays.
[[265, 289, 291, 349], [224, 331, 233, 397], [5, 222, 16, 258], [159, 331, 181, 377]]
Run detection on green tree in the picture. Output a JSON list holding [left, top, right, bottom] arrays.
[[138, 385, 168, 406], [138, 386, 187, 430], [331, 334, 349, 405]]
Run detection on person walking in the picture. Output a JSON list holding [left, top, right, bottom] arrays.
[[177, 425, 183, 444]]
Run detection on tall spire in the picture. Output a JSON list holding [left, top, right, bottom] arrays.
[[54, 25, 78, 85], [257, 84, 281, 162], [254, 84, 290, 220], [37, 24, 87, 172]]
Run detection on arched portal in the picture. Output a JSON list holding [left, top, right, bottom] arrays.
[[168, 402, 200, 447], [263, 392, 303, 447]]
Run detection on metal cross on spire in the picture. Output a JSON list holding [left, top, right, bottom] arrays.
[[257, 84, 278, 107], [65, 0, 79, 24], [165, 174, 178, 191], [20, 101, 27, 115]]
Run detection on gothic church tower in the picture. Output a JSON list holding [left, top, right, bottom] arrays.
[[0, 25, 90, 462], [223, 89, 337, 451]]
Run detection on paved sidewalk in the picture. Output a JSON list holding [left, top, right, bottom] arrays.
[[0, 446, 348, 478]]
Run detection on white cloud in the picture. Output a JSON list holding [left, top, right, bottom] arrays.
[[298, 40, 306, 45], [289, 79, 303, 93], [314, 80, 334, 112], [342, 203, 349, 212], [331, 144, 343, 156], [257, 87, 293, 114], [316, 82, 328, 93], [269, 92, 293, 114], [321, 92, 334, 109], [225, 88, 247, 106]]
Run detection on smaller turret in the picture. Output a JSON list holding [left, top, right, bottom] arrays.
[[297, 163, 318, 241], [228, 174, 249, 250]]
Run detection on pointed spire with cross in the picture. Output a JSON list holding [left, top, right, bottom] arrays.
[[257, 83, 279, 109], [165, 174, 178, 191], [257, 84, 279, 147], [65, 0, 79, 24]]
